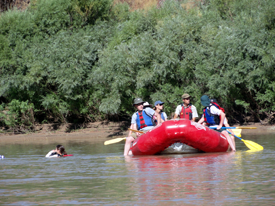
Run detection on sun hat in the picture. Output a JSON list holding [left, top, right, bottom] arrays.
[[133, 98, 144, 106], [154, 100, 164, 106], [182, 93, 191, 99], [201, 95, 211, 107], [143, 102, 152, 108]]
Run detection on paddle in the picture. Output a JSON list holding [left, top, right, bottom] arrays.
[[230, 129, 242, 137], [209, 126, 257, 129], [128, 128, 144, 133], [104, 137, 127, 145], [227, 131, 263, 151], [104, 128, 145, 145]]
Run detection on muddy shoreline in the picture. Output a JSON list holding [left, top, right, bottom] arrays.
[[0, 121, 274, 145]]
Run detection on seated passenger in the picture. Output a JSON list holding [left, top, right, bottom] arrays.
[[45, 145, 67, 158], [154, 100, 167, 123], [124, 98, 161, 156], [198, 95, 236, 151], [173, 93, 198, 121]]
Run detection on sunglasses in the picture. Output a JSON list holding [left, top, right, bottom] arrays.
[[183, 98, 190, 100]]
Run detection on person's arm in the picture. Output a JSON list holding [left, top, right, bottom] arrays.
[[173, 105, 180, 119], [155, 112, 161, 125], [197, 116, 204, 124]]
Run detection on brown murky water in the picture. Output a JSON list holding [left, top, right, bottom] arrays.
[[0, 134, 274, 205]]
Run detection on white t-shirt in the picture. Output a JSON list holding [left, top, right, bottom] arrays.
[[208, 104, 228, 125], [45, 150, 60, 158], [175, 104, 198, 119]]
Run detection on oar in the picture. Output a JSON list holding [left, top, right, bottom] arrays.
[[209, 126, 257, 129], [104, 137, 127, 145], [227, 131, 263, 151], [128, 128, 144, 133], [104, 128, 144, 145], [229, 129, 242, 137]]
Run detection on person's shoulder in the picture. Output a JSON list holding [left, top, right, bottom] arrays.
[[145, 107, 154, 112]]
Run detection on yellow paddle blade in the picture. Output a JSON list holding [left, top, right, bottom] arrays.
[[104, 137, 126, 145], [242, 139, 264, 150]]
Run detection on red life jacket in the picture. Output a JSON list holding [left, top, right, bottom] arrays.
[[138, 111, 147, 129], [203, 103, 225, 125], [180, 104, 192, 120], [212, 102, 225, 112]]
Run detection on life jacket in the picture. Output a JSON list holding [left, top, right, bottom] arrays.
[[211, 102, 225, 113], [161, 112, 165, 121], [180, 104, 192, 120], [203, 103, 224, 126], [136, 110, 155, 130]]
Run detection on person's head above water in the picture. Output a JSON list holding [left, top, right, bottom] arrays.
[[56, 145, 66, 155]]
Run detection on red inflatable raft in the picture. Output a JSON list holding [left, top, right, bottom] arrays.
[[130, 119, 229, 155]]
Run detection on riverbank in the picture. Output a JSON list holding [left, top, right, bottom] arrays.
[[0, 121, 274, 145], [0, 121, 129, 144]]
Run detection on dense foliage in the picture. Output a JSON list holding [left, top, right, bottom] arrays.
[[0, 0, 275, 131]]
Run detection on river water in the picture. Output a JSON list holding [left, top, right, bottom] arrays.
[[0, 134, 275, 205]]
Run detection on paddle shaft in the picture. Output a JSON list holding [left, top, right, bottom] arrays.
[[227, 131, 242, 141], [209, 126, 257, 129], [128, 128, 144, 133]]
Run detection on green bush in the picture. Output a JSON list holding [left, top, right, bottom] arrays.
[[1, 0, 275, 129], [0, 100, 34, 131]]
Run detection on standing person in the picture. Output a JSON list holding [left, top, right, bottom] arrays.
[[124, 98, 161, 156], [154, 100, 167, 123], [197, 95, 236, 151], [173, 93, 198, 121]]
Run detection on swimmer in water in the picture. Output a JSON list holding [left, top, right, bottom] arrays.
[[45, 145, 67, 158]]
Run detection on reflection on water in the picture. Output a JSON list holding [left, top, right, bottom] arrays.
[[0, 134, 275, 205]]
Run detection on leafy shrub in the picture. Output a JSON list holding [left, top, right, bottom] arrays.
[[1, 0, 275, 128], [0, 100, 34, 131]]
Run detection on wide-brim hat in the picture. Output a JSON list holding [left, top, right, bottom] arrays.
[[143, 102, 152, 108], [182, 93, 191, 99], [201, 95, 211, 107], [133, 98, 145, 106]]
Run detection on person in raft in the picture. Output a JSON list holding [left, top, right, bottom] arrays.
[[154, 100, 168, 123], [45, 145, 67, 158], [173, 93, 198, 121], [197, 95, 236, 151], [124, 98, 161, 156]]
